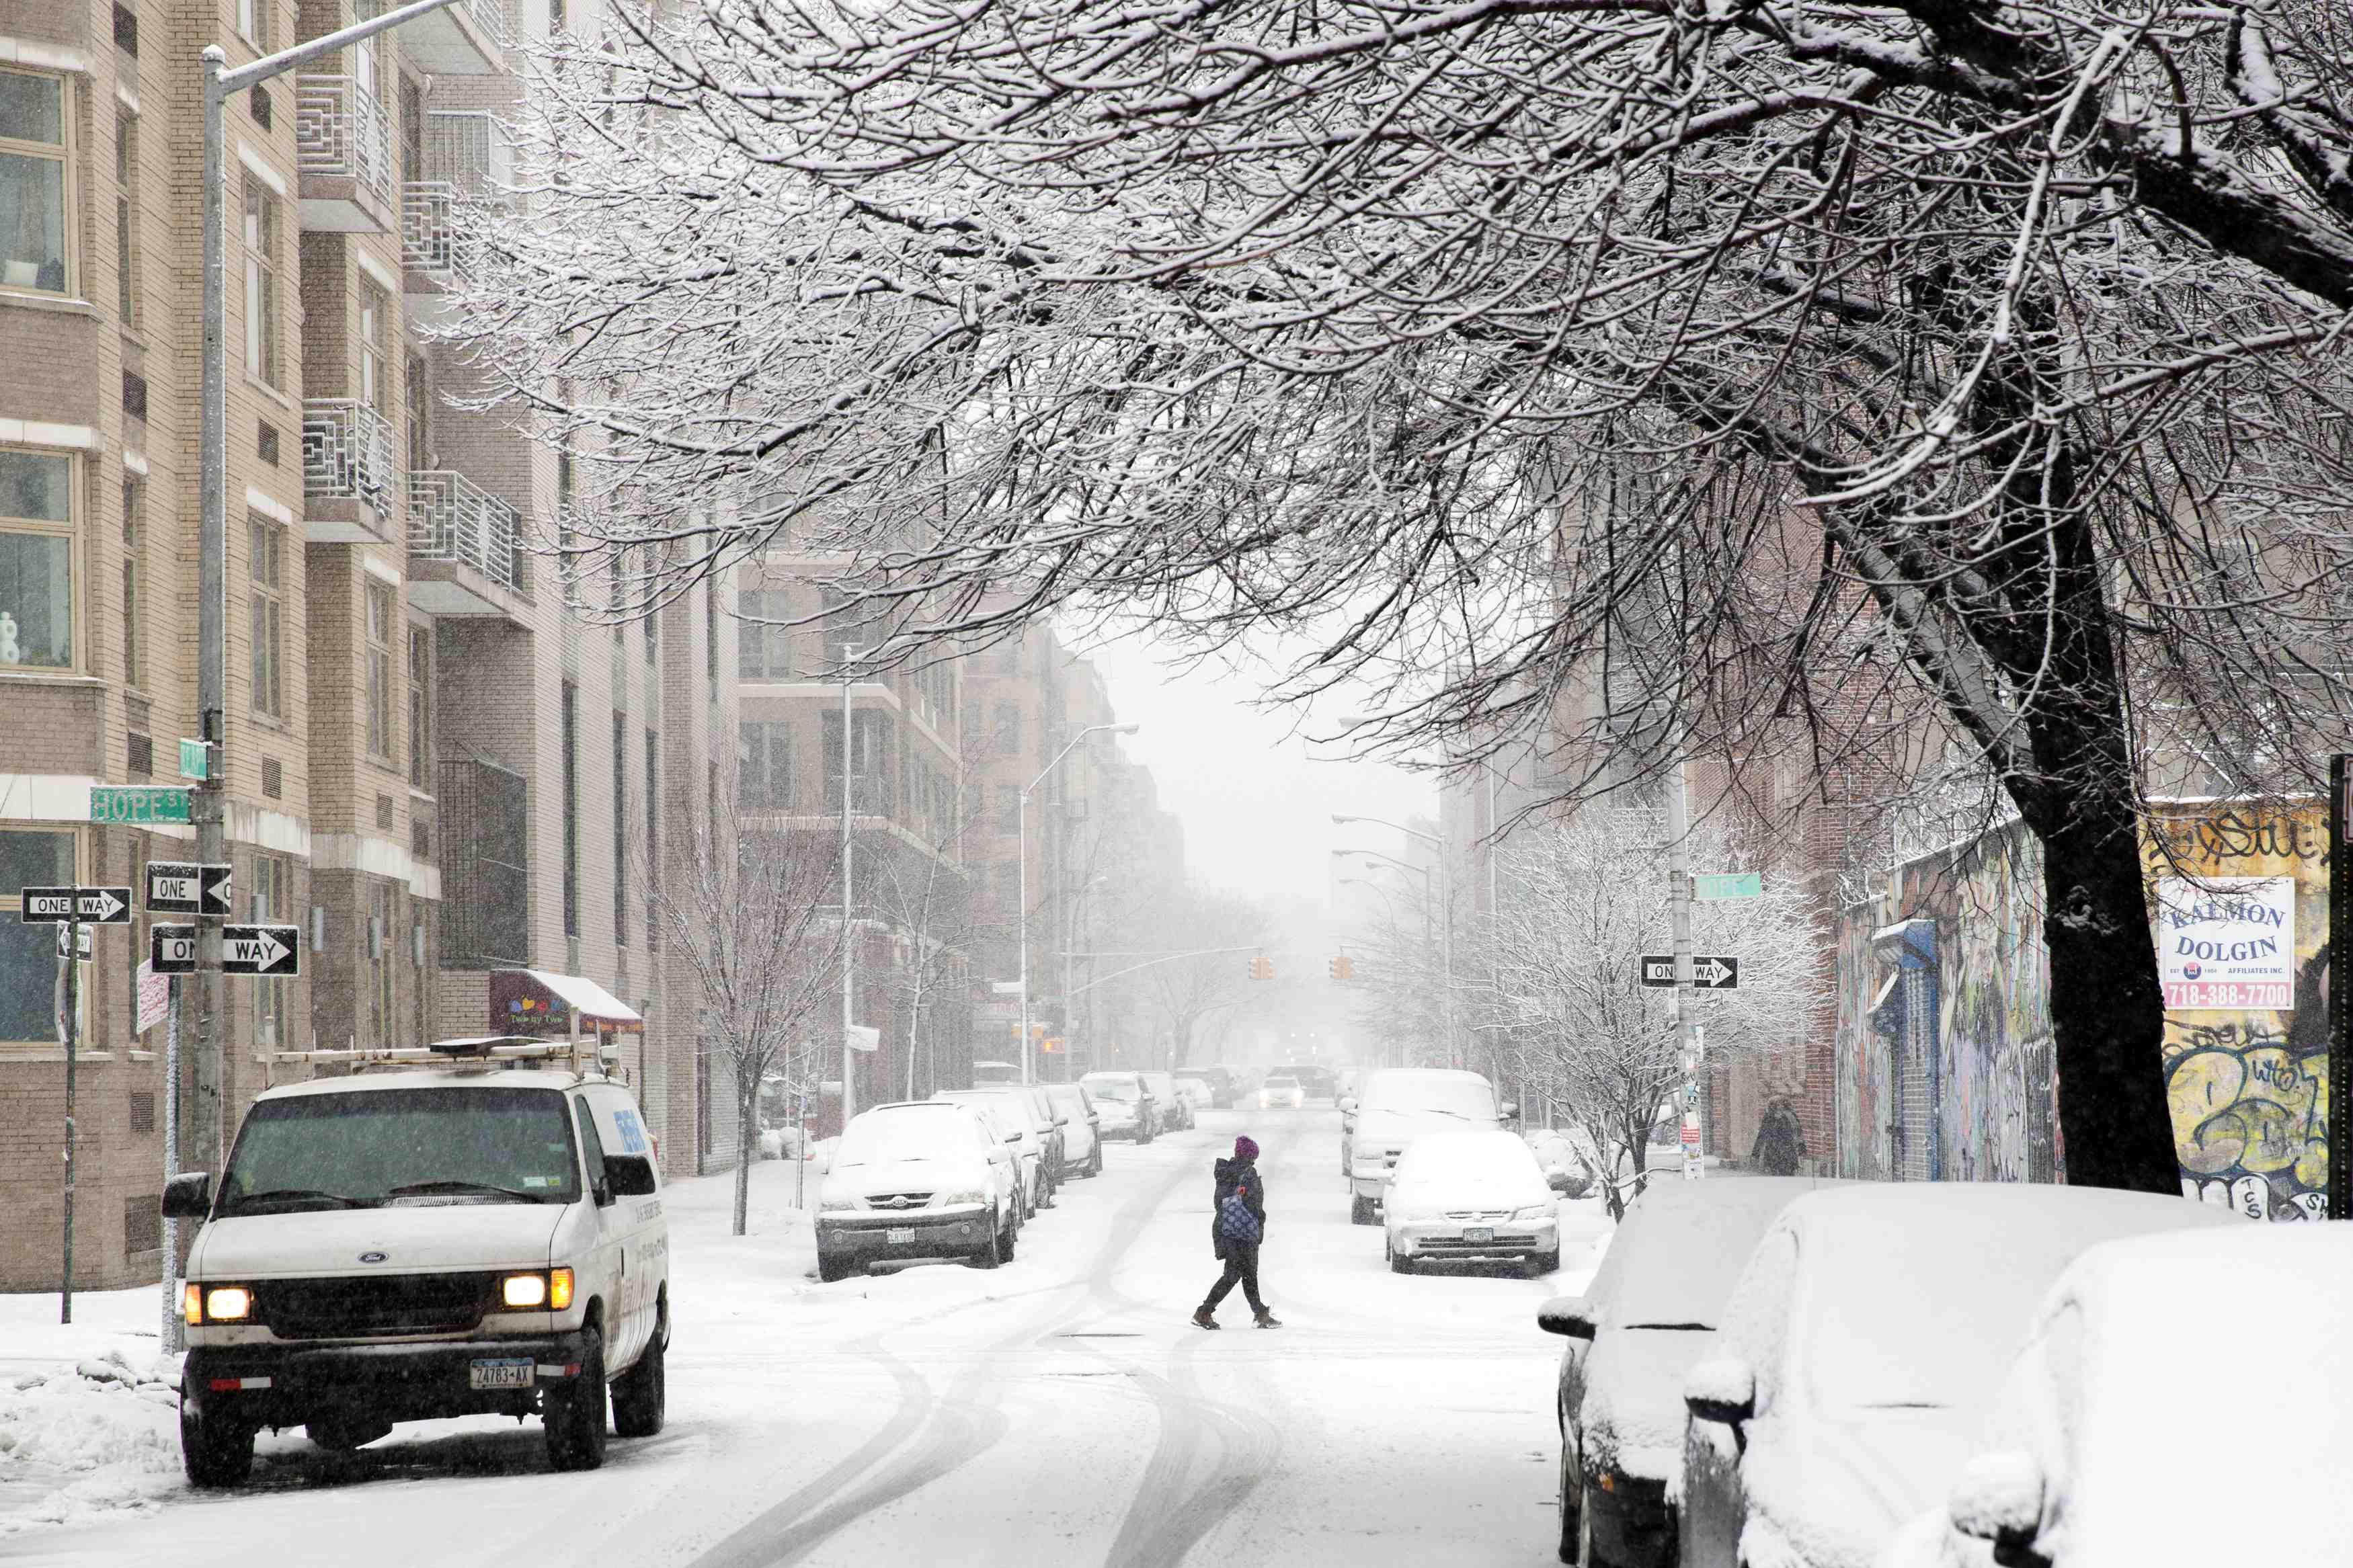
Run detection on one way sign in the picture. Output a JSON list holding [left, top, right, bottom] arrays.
[[1640, 954, 1740, 989], [221, 923, 301, 977], [147, 861, 233, 917]]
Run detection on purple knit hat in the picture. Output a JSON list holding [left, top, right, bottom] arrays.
[[1234, 1135, 1260, 1161]]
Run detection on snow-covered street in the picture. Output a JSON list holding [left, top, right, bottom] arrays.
[[9, 1108, 1607, 1568]]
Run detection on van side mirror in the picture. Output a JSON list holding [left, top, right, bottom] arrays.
[[1684, 1358, 1757, 1427], [1948, 1452, 2044, 1550], [161, 1171, 212, 1221], [1535, 1295, 1597, 1340], [604, 1154, 658, 1198]]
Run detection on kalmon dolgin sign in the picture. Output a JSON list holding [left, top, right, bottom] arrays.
[[2155, 876, 2296, 1010]]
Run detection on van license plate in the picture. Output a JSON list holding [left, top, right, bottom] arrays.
[[469, 1358, 534, 1391], [1463, 1227, 1494, 1243], [886, 1227, 916, 1245]]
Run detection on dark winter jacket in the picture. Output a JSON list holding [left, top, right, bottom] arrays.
[[1210, 1155, 1267, 1260]]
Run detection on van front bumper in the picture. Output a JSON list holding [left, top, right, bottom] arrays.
[[183, 1333, 595, 1428]]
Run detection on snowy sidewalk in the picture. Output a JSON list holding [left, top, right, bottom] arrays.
[[0, 1287, 184, 1536]]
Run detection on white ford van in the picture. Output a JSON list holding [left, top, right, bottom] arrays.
[[1342, 1067, 1517, 1224], [163, 1037, 670, 1485]]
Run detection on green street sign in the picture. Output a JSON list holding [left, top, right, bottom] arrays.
[[90, 786, 192, 825], [1692, 872, 1763, 901], [179, 739, 208, 780]]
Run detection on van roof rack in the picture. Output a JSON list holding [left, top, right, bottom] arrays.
[[266, 1035, 628, 1083]]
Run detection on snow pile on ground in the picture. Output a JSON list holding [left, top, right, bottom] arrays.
[[0, 1345, 184, 1534]]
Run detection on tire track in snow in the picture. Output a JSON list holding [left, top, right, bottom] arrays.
[[691, 1143, 1208, 1567]]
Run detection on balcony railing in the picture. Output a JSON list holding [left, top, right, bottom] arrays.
[[303, 399, 399, 510], [410, 470, 524, 593], [295, 75, 395, 211], [402, 180, 459, 282]]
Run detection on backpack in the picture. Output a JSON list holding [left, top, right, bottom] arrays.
[[1218, 1187, 1262, 1243]]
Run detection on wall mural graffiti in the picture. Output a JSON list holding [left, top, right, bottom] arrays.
[[1833, 802, 2330, 1207]]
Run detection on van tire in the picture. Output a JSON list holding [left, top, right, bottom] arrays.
[[180, 1385, 255, 1487], [611, 1319, 666, 1438], [543, 1328, 608, 1472]]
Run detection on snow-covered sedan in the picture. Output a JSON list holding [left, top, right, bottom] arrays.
[[816, 1102, 1022, 1280], [1043, 1082, 1103, 1179], [1883, 1222, 2350, 1568], [1079, 1071, 1159, 1143], [934, 1088, 1057, 1212], [1384, 1129, 1559, 1275], [1679, 1186, 2242, 1568], [1540, 1176, 1833, 1568]]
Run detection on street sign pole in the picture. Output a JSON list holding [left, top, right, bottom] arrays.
[[161, 975, 182, 1352], [58, 915, 78, 1324], [2331, 754, 2350, 1224], [1664, 727, 1704, 1181]]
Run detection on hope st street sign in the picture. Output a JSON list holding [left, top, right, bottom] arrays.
[[89, 786, 191, 825], [1691, 872, 1763, 901]]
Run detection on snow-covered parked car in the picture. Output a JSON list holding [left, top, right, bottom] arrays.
[[1882, 1221, 2350, 1568], [933, 1089, 1053, 1214], [1539, 1176, 1834, 1568], [816, 1101, 1022, 1280], [1384, 1128, 1560, 1275], [163, 1038, 670, 1485], [1142, 1071, 1193, 1130], [1043, 1081, 1104, 1178], [1528, 1130, 1592, 1198], [1345, 1067, 1515, 1225], [1080, 1071, 1159, 1143], [1679, 1186, 2243, 1568]]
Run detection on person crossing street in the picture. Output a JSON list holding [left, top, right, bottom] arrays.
[[1195, 1134, 1280, 1329]]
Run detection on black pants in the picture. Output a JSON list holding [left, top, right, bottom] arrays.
[[1204, 1242, 1265, 1314]]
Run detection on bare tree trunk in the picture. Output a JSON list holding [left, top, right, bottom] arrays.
[[733, 1067, 758, 1237]]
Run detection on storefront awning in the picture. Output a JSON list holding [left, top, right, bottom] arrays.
[[489, 968, 645, 1036]]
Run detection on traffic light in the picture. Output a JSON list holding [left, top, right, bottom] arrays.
[[1248, 955, 1274, 980], [1328, 954, 1355, 981]]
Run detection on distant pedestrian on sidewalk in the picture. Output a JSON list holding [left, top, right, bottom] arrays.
[[1195, 1135, 1280, 1329]]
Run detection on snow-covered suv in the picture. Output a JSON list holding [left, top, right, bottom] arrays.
[[162, 1039, 670, 1485]]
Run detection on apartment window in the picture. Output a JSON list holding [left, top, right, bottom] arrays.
[[645, 729, 658, 948], [561, 682, 578, 938], [611, 713, 628, 946], [405, 352, 429, 473], [705, 579, 718, 685], [555, 453, 573, 545], [993, 702, 1019, 757], [367, 879, 395, 1046], [237, 0, 273, 50], [121, 479, 144, 690], [742, 720, 791, 810], [0, 71, 69, 296], [241, 177, 280, 384], [737, 588, 793, 680], [823, 710, 894, 814], [998, 784, 1019, 837], [358, 281, 390, 416], [114, 114, 136, 325], [252, 853, 290, 1050], [247, 514, 283, 717], [1, 450, 74, 670], [365, 581, 395, 759], [1, 829, 75, 1044], [407, 626, 431, 786]]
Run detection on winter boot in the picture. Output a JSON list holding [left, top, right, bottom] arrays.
[[1253, 1308, 1283, 1329], [1192, 1306, 1221, 1331]]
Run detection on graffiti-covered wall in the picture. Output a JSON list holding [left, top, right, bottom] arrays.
[[2146, 807, 2332, 1221], [1830, 798, 2329, 1208]]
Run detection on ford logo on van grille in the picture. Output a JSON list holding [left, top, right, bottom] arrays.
[[357, 1251, 389, 1264]]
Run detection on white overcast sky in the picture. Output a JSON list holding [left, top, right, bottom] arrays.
[[1081, 630, 1439, 914]]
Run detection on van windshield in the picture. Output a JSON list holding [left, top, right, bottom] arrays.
[[1360, 1075, 1497, 1120], [216, 1087, 580, 1214]]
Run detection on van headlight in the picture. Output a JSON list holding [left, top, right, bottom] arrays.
[[186, 1283, 254, 1324], [499, 1268, 573, 1310]]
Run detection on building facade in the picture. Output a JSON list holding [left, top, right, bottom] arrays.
[[0, 0, 731, 1292]]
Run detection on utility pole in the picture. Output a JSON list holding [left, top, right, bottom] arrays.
[[841, 648, 860, 1128], [1664, 732, 1703, 1180], [57, 917, 80, 1323], [2331, 753, 2350, 1223], [200, 0, 473, 1176]]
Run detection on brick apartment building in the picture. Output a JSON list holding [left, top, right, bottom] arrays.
[[0, 0, 732, 1293]]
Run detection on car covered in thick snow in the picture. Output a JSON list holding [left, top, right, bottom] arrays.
[[1540, 1177, 1834, 1568], [164, 1040, 670, 1485], [1043, 1081, 1104, 1179], [1678, 1186, 2243, 1568], [1384, 1128, 1560, 1275], [1142, 1071, 1193, 1130], [933, 1088, 1058, 1212], [817, 1101, 1023, 1280], [1079, 1071, 1160, 1143], [1881, 1221, 2349, 1568], [1176, 1065, 1240, 1108], [1344, 1067, 1515, 1224]]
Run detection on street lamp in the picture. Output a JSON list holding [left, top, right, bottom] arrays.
[[1020, 723, 1139, 1084], [1330, 837, 1457, 1069], [1331, 813, 1441, 846]]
